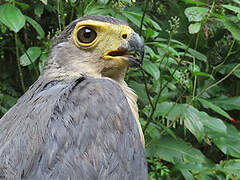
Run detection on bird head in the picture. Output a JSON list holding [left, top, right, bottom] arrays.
[[44, 15, 144, 83]]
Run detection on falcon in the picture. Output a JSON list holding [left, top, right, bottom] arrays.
[[0, 15, 148, 180]]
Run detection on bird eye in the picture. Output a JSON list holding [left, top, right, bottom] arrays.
[[77, 27, 97, 44]]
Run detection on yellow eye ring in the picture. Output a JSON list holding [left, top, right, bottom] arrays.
[[73, 25, 99, 48]]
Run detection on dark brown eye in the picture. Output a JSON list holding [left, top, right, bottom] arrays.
[[77, 27, 97, 43]]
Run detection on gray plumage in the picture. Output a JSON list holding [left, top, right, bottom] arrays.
[[0, 15, 148, 180]]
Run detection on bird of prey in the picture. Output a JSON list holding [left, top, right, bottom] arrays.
[[0, 15, 148, 180]]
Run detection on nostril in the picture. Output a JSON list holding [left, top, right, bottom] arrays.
[[122, 34, 127, 39]]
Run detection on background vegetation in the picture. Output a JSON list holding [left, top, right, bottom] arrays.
[[1, 0, 240, 179]]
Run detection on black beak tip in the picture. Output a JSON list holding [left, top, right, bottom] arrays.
[[140, 48, 145, 64], [128, 59, 141, 67]]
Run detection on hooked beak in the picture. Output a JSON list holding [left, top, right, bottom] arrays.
[[124, 31, 145, 67], [103, 31, 144, 67]]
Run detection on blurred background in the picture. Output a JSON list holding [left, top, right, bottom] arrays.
[[0, 0, 240, 179]]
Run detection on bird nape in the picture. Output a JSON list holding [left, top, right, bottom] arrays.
[[0, 15, 148, 180]]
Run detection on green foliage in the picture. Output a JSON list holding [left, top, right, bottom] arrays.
[[25, 16, 45, 39], [0, 0, 240, 179], [0, 3, 25, 32], [20, 47, 41, 66], [184, 7, 209, 22]]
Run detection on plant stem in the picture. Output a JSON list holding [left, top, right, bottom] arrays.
[[84, 0, 95, 15], [143, 77, 167, 133], [14, 33, 26, 93], [191, 64, 240, 103], [70, 7, 75, 23], [145, 89, 186, 147], [57, 0, 62, 31], [194, 33, 200, 50], [141, 68, 154, 109], [213, 39, 235, 73], [192, 57, 197, 99], [139, 0, 149, 36], [25, 50, 39, 77], [143, 37, 193, 132]]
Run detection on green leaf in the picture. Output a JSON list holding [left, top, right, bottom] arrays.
[[69, 0, 78, 3], [211, 96, 240, 110], [145, 28, 156, 39], [180, 109, 238, 158], [233, 0, 240, 4], [158, 123, 177, 139], [175, 162, 213, 172], [182, 105, 204, 141], [217, 63, 240, 78], [144, 16, 162, 31], [188, 22, 201, 34], [122, 11, 142, 28], [39, 53, 48, 72], [25, 16, 45, 39], [198, 98, 231, 120], [180, 170, 195, 180], [172, 40, 207, 62], [220, 159, 240, 176], [182, 0, 207, 6], [0, 4, 25, 33], [219, 18, 240, 41], [143, 60, 160, 79], [184, 7, 209, 22], [149, 42, 179, 57], [20, 47, 41, 66], [199, 111, 227, 135], [15, 2, 30, 10], [154, 103, 229, 143], [145, 123, 161, 140], [85, 6, 113, 16], [0, 105, 8, 114], [192, 71, 214, 79], [146, 135, 209, 164], [34, 4, 44, 17], [128, 81, 149, 105], [154, 103, 204, 141], [145, 45, 157, 58], [0, 94, 18, 112], [98, 0, 109, 5], [222, 4, 240, 14], [218, 63, 238, 74], [175, 162, 218, 179], [212, 123, 240, 158], [123, 11, 161, 31], [187, 48, 207, 62]]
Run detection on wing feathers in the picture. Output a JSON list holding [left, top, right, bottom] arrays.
[[0, 77, 148, 180]]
